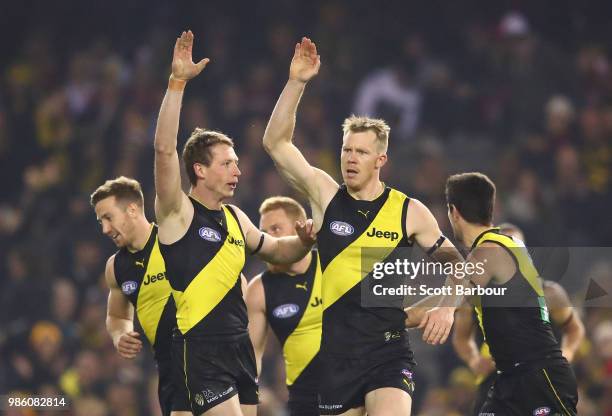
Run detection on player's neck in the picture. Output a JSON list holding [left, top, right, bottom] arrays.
[[463, 223, 495, 248], [347, 179, 385, 201], [190, 186, 223, 211], [128, 221, 153, 252]]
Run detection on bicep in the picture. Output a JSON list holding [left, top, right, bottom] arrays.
[[104, 257, 133, 320], [246, 279, 269, 352], [107, 287, 133, 320], [154, 150, 185, 217], [269, 143, 337, 206], [406, 199, 444, 249]]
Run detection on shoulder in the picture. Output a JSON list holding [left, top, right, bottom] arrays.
[[543, 280, 571, 306]]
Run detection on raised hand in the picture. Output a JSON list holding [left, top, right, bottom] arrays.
[[171, 30, 210, 81], [289, 37, 321, 83]]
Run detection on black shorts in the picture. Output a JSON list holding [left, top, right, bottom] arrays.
[[157, 356, 191, 416], [172, 333, 259, 415], [318, 352, 415, 415], [288, 384, 319, 416], [473, 372, 496, 416], [478, 358, 577, 416]]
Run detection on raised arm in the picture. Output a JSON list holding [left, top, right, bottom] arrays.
[[104, 256, 142, 359], [230, 205, 315, 264], [545, 281, 585, 362], [263, 38, 337, 223], [154, 30, 209, 224], [246, 275, 269, 374]]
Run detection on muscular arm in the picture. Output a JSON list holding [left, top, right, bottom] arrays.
[[262, 38, 337, 228], [105, 256, 142, 359], [154, 31, 208, 241], [231, 205, 315, 264], [545, 281, 585, 362], [405, 199, 466, 344], [246, 276, 269, 374]]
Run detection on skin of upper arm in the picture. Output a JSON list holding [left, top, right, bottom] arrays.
[[544, 281, 574, 325], [105, 255, 134, 321], [268, 143, 338, 230], [453, 302, 476, 345], [246, 276, 269, 365]]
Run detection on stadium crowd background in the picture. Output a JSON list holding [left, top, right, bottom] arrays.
[[1, 1, 611, 414]]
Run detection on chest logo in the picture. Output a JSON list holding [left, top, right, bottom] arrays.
[[533, 407, 551, 416], [199, 227, 222, 242], [330, 221, 354, 236], [273, 303, 300, 319], [121, 280, 138, 295], [366, 227, 399, 241], [135, 259, 145, 268], [357, 210, 370, 218], [295, 282, 308, 291]]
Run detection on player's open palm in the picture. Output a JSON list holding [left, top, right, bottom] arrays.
[[172, 30, 210, 81], [290, 37, 321, 83]]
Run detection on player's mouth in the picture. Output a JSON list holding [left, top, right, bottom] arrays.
[[111, 233, 121, 243], [346, 168, 358, 178], [228, 182, 237, 190]]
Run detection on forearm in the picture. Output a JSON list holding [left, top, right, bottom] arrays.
[[454, 336, 481, 366], [106, 316, 133, 347], [263, 235, 311, 264], [404, 294, 445, 327], [154, 78, 185, 155], [560, 318, 585, 362], [263, 80, 306, 151]]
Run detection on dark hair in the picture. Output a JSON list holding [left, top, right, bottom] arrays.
[[182, 128, 234, 185], [445, 172, 496, 225], [90, 176, 144, 208]]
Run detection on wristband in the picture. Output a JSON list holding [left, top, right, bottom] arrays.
[[168, 76, 186, 92]]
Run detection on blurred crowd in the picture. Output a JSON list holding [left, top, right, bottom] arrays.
[[0, 1, 611, 415]]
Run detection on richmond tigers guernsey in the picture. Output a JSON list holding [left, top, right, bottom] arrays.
[[261, 252, 322, 389], [160, 197, 247, 337], [472, 229, 561, 372], [318, 185, 412, 357], [113, 225, 176, 360]]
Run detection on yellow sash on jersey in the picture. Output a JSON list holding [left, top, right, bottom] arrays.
[[322, 189, 408, 310], [136, 237, 171, 344], [283, 255, 323, 385], [174, 205, 246, 334]]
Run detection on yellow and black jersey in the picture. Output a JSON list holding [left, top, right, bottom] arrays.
[[472, 229, 561, 372], [160, 197, 247, 338], [317, 184, 412, 357], [261, 251, 322, 389], [113, 225, 176, 361]]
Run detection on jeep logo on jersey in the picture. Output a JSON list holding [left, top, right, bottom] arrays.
[[330, 221, 354, 236], [227, 235, 245, 247], [272, 303, 300, 318], [366, 227, 399, 241], [199, 227, 222, 242], [533, 407, 551, 416], [121, 281, 138, 295], [143, 271, 166, 285]]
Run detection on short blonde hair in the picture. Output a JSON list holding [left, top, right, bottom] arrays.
[[90, 176, 144, 208], [342, 115, 390, 152], [259, 196, 307, 223]]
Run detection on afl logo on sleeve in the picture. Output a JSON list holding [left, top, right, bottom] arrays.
[[330, 221, 354, 236], [273, 303, 300, 319], [121, 281, 138, 295], [198, 227, 222, 242]]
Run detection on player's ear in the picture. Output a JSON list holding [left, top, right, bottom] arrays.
[[375, 153, 387, 169], [193, 163, 207, 180]]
